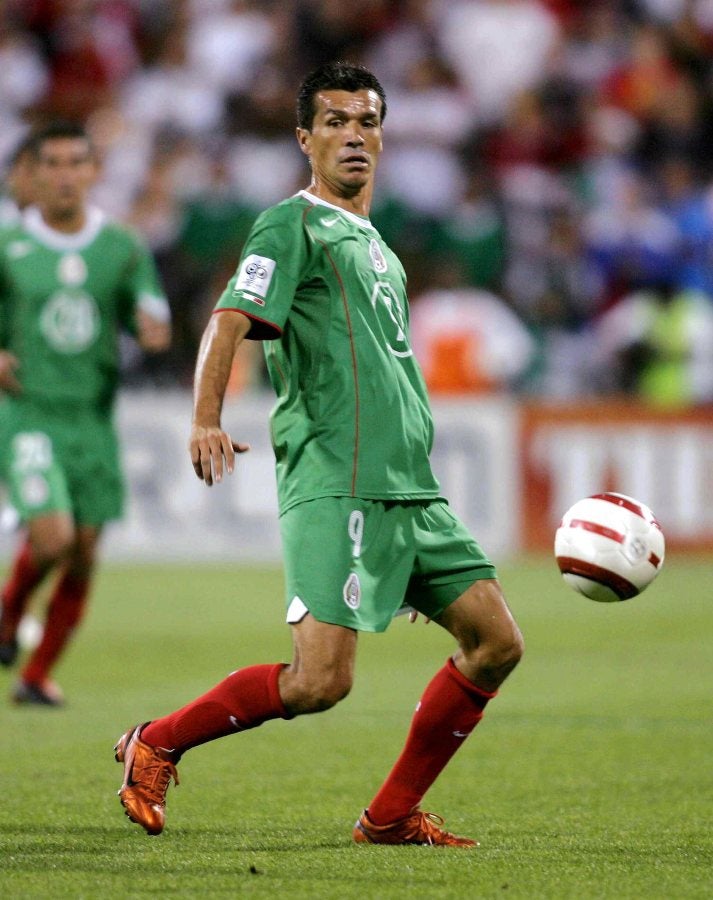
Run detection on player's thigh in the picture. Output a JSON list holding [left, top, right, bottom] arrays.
[[404, 500, 497, 621], [280, 497, 414, 633]]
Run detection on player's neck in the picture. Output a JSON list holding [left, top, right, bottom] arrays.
[[305, 180, 373, 218], [39, 205, 88, 234]]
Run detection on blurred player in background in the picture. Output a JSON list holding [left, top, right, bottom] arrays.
[[0, 122, 171, 706], [115, 62, 523, 847]]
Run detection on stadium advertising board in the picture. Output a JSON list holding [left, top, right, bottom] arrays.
[[521, 402, 713, 552], [43, 394, 710, 562]]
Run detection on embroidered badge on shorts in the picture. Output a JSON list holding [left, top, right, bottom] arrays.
[[343, 572, 361, 610]]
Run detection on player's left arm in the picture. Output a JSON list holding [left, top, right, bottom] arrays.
[[120, 236, 172, 352]]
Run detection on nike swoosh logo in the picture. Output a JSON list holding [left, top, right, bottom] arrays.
[[322, 216, 340, 227], [229, 715, 242, 729], [452, 730, 471, 738]]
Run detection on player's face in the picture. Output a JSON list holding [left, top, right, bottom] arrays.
[[297, 89, 383, 197], [34, 137, 96, 221]]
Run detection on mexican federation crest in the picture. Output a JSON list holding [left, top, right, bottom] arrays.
[[369, 238, 388, 273], [343, 572, 362, 610]]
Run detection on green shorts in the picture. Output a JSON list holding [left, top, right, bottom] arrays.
[[280, 497, 497, 633], [0, 397, 124, 526]]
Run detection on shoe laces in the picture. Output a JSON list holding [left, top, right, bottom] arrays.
[[136, 749, 179, 802], [407, 811, 466, 846]]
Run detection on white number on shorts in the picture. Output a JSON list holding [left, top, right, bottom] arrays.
[[12, 432, 53, 472], [348, 509, 364, 559]]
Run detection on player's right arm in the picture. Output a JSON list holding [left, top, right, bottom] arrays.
[[190, 309, 252, 486]]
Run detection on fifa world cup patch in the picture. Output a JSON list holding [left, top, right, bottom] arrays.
[[343, 572, 361, 610], [234, 254, 276, 300]]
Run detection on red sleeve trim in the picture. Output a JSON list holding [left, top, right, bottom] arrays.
[[212, 307, 283, 340]]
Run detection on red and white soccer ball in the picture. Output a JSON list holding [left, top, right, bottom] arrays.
[[555, 493, 665, 602]]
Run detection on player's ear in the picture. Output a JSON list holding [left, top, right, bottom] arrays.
[[296, 127, 312, 158]]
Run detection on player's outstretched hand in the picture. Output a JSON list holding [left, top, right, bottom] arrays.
[[0, 350, 21, 394], [189, 424, 249, 486]]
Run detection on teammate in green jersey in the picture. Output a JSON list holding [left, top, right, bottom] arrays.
[[0, 122, 171, 706], [115, 62, 523, 847]]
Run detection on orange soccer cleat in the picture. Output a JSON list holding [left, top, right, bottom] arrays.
[[114, 723, 179, 836], [353, 808, 479, 848]]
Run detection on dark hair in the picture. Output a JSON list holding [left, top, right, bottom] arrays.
[[26, 121, 93, 158], [296, 61, 387, 130]]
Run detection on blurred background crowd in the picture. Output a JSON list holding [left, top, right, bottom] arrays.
[[4, 0, 713, 407]]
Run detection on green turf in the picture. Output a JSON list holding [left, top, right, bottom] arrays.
[[0, 556, 711, 898]]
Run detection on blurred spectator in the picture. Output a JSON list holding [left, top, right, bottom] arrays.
[[583, 169, 681, 306], [379, 55, 471, 217], [187, 0, 276, 97], [438, 0, 561, 125], [3, 1, 713, 400], [592, 277, 713, 407], [658, 155, 713, 295], [121, 16, 224, 137], [555, 2, 629, 91], [425, 169, 507, 291], [410, 257, 535, 395]]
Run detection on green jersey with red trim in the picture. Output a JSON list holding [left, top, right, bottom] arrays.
[[214, 190, 440, 513]]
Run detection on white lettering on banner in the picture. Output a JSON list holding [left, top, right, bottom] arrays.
[[530, 424, 713, 538], [94, 392, 520, 562]]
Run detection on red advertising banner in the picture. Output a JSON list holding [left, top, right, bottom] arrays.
[[520, 402, 713, 552]]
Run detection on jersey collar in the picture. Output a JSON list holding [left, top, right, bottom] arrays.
[[22, 205, 106, 251], [298, 190, 376, 231]]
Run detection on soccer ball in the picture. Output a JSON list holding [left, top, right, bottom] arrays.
[[554, 493, 665, 602]]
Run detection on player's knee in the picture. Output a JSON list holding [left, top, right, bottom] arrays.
[[296, 671, 353, 713], [31, 530, 75, 566], [483, 625, 525, 678]]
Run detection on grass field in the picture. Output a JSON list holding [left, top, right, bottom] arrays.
[[0, 555, 711, 899]]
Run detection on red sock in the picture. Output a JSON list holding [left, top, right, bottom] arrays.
[[366, 658, 497, 825], [0, 540, 46, 640], [142, 663, 290, 756], [21, 571, 90, 684]]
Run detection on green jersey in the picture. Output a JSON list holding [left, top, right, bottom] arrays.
[[214, 190, 440, 513], [0, 206, 168, 410]]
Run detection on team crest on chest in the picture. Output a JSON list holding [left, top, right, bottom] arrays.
[[369, 238, 388, 274], [57, 252, 87, 286]]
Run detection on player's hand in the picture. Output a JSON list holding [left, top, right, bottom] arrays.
[[0, 351, 21, 394], [189, 424, 249, 486], [408, 610, 431, 625], [137, 309, 171, 353]]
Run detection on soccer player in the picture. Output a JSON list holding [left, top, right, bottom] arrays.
[[115, 62, 524, 847], [0, 122, 171, 705]]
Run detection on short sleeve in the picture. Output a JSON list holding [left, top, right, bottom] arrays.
[[118, 234, 170, 334], [213, 204, 311, 340]]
